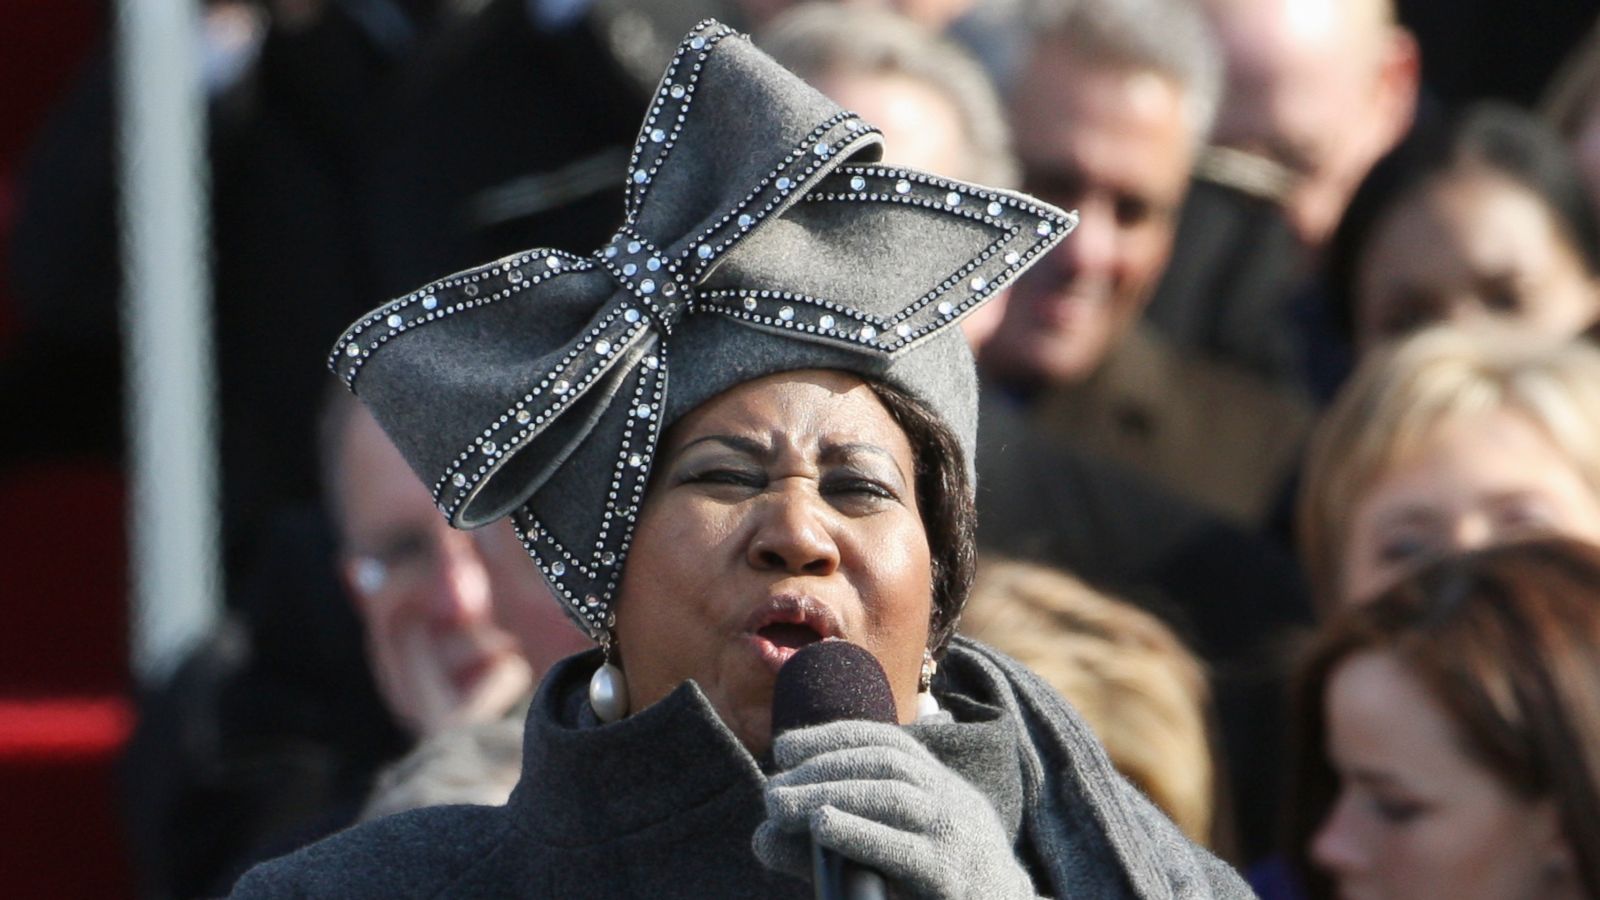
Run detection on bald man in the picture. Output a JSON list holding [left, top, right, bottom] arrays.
[[1142, 0, 1418, 394], [1204, 0, 1419, 247]]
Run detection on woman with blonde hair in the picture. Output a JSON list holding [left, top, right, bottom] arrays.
[[1297, 324, 1600, 611]]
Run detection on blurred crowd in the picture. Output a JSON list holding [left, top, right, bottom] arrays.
[[10, 0, 1600, 897]]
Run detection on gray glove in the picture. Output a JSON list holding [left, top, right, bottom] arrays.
[[754, 720, 1044, 900]]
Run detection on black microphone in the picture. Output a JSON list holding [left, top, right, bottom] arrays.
[[771, 640, 896, 900]]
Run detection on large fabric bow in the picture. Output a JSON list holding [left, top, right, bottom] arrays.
[[330, 20, 1075, 638]]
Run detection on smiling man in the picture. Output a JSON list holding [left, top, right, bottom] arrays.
[[979, 0, 1311, 525]]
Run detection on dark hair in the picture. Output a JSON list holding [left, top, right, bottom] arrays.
[[1328, 102, 1600, 342], [1286, 538, 1600, 899], [866, 380, 977, 657]]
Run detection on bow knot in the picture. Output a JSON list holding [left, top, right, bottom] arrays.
[[598, 228, 692, 333], [329, 20, 1074, 639]]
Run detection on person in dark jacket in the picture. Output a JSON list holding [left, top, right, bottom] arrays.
[[231, 19, 1251, 899]]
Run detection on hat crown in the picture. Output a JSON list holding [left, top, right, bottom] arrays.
[[330, 20, 1075, 638]]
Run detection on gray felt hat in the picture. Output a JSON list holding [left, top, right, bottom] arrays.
[[329, 19, 1075, 640]]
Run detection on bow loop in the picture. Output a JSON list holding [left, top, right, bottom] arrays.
[[329, 18, 1074, 639]]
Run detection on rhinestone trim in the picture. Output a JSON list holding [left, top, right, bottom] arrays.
[[324, 19, 1075, 641], [695, 164, 1076, 355]]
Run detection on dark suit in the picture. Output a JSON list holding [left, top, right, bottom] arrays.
[[976, 386, 1313, 863]]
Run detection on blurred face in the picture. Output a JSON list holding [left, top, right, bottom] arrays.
[[816, 70, 970, 180], [841, 0, 973, 29], [336, 407, 589, 737], [1311, 651, 1569, 900], [984, 48, 1193, 387], [1208, 0, 1415, 245], [1340, 408, 1600, 607], [812, 68, 1005, 351], [1355, 170, 1600, 354], [613, 371, 933, 755]]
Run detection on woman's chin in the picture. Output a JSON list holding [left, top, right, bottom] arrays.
[[707, 678, 778, 760]]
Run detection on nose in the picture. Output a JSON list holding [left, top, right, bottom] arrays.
[[1447, 512, 1494, 554], [426, 531, 495, 627], [1309, 791, 1368, 878], [1054, 194, 1118, 282], [746, 481, 841, 576]]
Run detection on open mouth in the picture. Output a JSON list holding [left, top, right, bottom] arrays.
[[747, 596, 843, 671], [757, 622, 824, 650]]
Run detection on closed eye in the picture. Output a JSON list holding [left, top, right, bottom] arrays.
[[681, 467, 765, 489], [1375, 532, 1435, 566], [821, 474, 901, 509]]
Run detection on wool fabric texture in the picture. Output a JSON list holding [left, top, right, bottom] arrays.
[[230, 639, 1252, 898], [327, 18, 1074, 638]]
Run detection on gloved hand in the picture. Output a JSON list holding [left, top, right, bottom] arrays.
[[753, 720, 1043, 900]]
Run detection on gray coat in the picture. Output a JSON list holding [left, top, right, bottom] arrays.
[[230, 639, 1253, 898]]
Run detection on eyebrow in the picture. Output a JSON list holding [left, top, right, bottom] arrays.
[[1373, 507, 1439, 531], [671, 435, 910, 485], [1344, 767, 1408, 791], [823, 442, 910, 487]]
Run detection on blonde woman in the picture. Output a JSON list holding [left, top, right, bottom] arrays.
[[1298, 324, 1600, 611]]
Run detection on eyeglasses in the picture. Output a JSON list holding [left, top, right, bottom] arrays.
[[346, 525, 506, 598]]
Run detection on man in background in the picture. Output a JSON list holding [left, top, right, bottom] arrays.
[[321, 389, 590, 740], [979, 0, 1311, 526], [1145, 0, 1419, 389]]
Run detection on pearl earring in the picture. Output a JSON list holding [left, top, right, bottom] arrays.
[[589, 636, 629, 723], [916, 650, 940, 718]]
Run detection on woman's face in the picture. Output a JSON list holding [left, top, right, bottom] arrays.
[[1355, 169, 1600, 354], [613, 370, 933, 755], [1311, 651, 1568, 900], [1340, 408, 1600, 607]]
